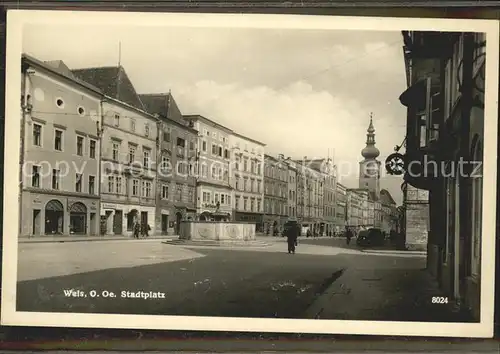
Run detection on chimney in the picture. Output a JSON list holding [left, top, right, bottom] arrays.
[[278, 153, 284, 160]]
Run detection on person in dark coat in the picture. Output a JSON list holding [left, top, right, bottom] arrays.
[[345, 227, 353, 245], [133, 222, 140, 239], [286, 223, 299, 254]]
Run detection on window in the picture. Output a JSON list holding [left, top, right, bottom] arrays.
[[76, 136, 84, 156], [235, 178, 240, 190], [107, 176, 115, 193], [112, 142, 119, 161], [130, 119, 136, 132], [55, 98, 64, 108], [33, 124, 42, 146], [211, 144, 217, 155], [250, 198, 255, 211], [161, 156, 170, 171], [224, 149, 230, 159], [143, 149, 150, 168], [77, 106, 85, 116], [235, 196, 240, 209], [227, 195, 231, 206], [88, 175, 95, 195], [215, 193, 220, 204], [243, 198, 248, 211], [257, 199, 261, 212], [162, 185, 169, 199], [75, 173, 82, 192], [144, 123, 150, 137], [89, 140, 96, 159], [221, 194, 225, 204], [202, 140, 207, 152], [243, 178, 248, 191], [54, 129, 63, 151], [218, 146, 223, 157], [201, 164, 208, 178], [132, 179, 139, 196], [51, 169, 60, 189], [189, 141, 195, 150], [205, 129, 209, 136], [244, 159, 248, 171], [163, 129, 171, 142], [116, 176, 122, 194], [203, 191, 211, 203], [145, 182, 152, 198], [212, 166, 217, 179], [177, 137, 186, 147], [129, 145, 136, 164], [114, 114, 120, 127]]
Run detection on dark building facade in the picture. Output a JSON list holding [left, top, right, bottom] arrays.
[[263, 154, 288, 235], [393, 31, 486, 321]]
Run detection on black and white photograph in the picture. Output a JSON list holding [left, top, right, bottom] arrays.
[[1, 10, 498, 337]]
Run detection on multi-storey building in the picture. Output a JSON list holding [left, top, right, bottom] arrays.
[[395, 31, 487, 319], [73, 65, 158, 236], [20, 55, 102, 237], [303, 158, 336, 236], [285, 159, 298, 222], [263, 154, 288, 235], [335, 182, 347, 233], [139, 92, 198, 235], [183, 115, 233, 221], [229, 132, 265, 229], [295, 158, 324, 235], [346, 188, 363, 229]]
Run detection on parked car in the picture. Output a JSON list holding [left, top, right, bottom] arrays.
[[356, 228, 385, 247]]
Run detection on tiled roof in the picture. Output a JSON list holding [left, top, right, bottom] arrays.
[[72, 66, 145, 111], [22, 54, 102, 94], [139, 93, 184, 124]]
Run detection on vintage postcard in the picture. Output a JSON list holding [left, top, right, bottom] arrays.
[[1, 10, 498, 337]]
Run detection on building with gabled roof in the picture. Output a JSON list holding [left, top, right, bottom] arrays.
[[139, 92, 198, 234], [72, 66, 145, 111], [20, 54, 103, 238], [72, 64, 159, 236]]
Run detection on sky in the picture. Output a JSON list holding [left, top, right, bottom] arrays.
[[23, 23, 407, 205]]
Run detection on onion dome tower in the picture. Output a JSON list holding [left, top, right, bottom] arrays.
[[359, 113, 381, 200]]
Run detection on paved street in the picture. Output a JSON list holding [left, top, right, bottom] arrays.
[[16, 239, 468, 322]]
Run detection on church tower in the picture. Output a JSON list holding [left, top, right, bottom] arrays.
[[358, 113, 381, 200]]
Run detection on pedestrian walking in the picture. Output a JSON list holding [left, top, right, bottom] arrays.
[[284, 222, 299, 254], [346, 227, 353, 245], [133, 221, 140, 239]]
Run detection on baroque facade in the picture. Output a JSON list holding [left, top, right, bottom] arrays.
[[20, 55, 101, 237]]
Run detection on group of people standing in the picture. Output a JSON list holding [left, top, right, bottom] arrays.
[[133, 221, 151, 239]]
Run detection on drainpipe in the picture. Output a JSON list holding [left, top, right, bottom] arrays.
[[20, 62, 31, 236], [97, 98, 106, 236]]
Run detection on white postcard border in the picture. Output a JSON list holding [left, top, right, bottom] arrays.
[[2, 10, 499, 338]]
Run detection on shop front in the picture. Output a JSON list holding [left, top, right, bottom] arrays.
[[21, 191, 99, 237], [100, 202, 156, 236]]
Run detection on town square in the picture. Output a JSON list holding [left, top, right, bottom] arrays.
[[10, 16, 490, 327]]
